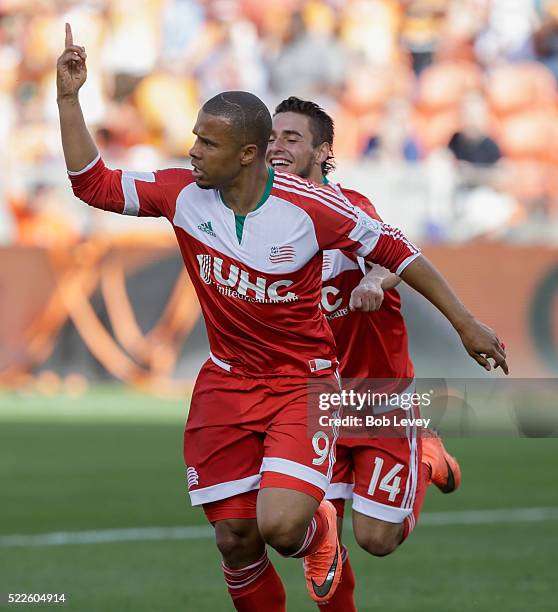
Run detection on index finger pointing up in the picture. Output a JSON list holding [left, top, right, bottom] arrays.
[[65, 22, 73, 48]]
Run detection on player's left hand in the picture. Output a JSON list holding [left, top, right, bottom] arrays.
[[349, 277, 384, 312], [458, 319, 509, 375], [57, 23, 87, 99]]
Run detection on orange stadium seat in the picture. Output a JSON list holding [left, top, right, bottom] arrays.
[[546, 113, 558, 166], [502, 160, 551, 214], [413, 108, 460, 152], [416, 61, 482, 113], [330, 108, 362, 158], [341, 62, 415, 116], [498, 110, 558, 210], [487, 62, 557, 117], [498, 110, 556, 161]]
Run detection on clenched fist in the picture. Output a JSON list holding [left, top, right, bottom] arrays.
[[57, 23, 87, 99], [349, 277, 384, 312]]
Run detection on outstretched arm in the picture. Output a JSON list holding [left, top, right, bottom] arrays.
[[57, 23, 98, 172], [399, 254, 508, 374], [311, 195, 508, 374]]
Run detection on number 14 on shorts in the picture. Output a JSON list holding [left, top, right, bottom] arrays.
[[368, 457, 405, 502]]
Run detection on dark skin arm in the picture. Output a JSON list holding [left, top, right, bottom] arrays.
[[400, 255, 508, 374]]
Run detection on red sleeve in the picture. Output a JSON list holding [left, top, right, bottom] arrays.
[[68, 155, 194, 219], [333, 187, 382, 265], [335, 186, 421, 274], [337, 187, 383, 222], [301, 182, 421, 275]]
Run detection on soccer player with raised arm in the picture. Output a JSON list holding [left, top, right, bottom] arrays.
[[267, 97, 500, 611], [57, 27, 507, 610]]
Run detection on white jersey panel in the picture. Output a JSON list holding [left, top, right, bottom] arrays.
[[322, 250, 360, 283], [173, 183, 319, 274]]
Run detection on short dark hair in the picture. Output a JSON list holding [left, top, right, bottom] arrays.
[[202, 91, 272, 158], [274, 96, 335, 176]]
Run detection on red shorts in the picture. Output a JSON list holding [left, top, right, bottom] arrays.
[[326, 405, 424, 523], [183, 359, 340, 520]]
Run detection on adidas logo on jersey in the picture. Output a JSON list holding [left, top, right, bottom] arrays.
[[198, 221, 216, 237]]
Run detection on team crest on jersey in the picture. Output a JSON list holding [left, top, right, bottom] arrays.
[[186, 466, 199, 488], [322, 253, 333, 273], [269, 245, 296, 263]]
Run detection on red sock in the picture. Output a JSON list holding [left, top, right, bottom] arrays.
[[223, 552, 286, 611], [289, 505, 328, 558], [317, 545, 356, 611], [402, 463, 429, 542]]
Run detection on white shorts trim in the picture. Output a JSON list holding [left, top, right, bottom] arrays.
[[209, 351, 232, 372], [67, 153, 101, 176], [325, 482, 353, 500], [188, 474, 260, 506], [260, 457, 330, 492], [352, 493, 412, 523], [401, 404, 418, 511]]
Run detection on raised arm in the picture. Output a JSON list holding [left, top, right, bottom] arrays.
[[56, 23, 98, 172], [56, 24, 189, 220]]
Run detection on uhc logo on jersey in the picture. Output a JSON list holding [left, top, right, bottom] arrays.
[[196, 254, 298, 303], [269, 245, 296, 264]]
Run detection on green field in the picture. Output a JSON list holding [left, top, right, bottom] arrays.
[[1, 387, 557, 611]]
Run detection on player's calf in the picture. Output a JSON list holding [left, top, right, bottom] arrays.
[[214, 518, 287, 611], [258, 486, 343, 604], [352, 512, 404, 557]]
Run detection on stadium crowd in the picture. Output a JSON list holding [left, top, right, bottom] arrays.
[[2, 0, 558, 245]]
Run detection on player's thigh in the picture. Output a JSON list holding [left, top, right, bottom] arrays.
[[259, 376, 340, 505], [351, 436, 419, 525], [257, 376, 340, 542], [184, 361, 264, 511]]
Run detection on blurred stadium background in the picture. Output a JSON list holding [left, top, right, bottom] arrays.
[[1, 0, 557, 610]]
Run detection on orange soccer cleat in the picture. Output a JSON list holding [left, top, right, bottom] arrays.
[[422, 430, 462, 493], [303, 500, 342, 604]]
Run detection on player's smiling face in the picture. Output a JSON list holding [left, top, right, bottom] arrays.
[[189, 111, 244, 189], [267, 112, 318, 180]]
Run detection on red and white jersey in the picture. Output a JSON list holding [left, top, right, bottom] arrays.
[[321, 184, 415, 381], [69, 157, 420, 378]]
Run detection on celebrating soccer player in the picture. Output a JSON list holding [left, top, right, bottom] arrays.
[[267, 97, 497, 610], [57, 26, 507, 611]]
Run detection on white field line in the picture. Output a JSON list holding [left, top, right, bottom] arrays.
[[1, 507, 558, 548]]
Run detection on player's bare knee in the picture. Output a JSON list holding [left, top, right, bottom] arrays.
[[259, 515, 308, 555], [355, 530, 399, 556], [214, 519, 263, 567], [354, 522, 402, 557]]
